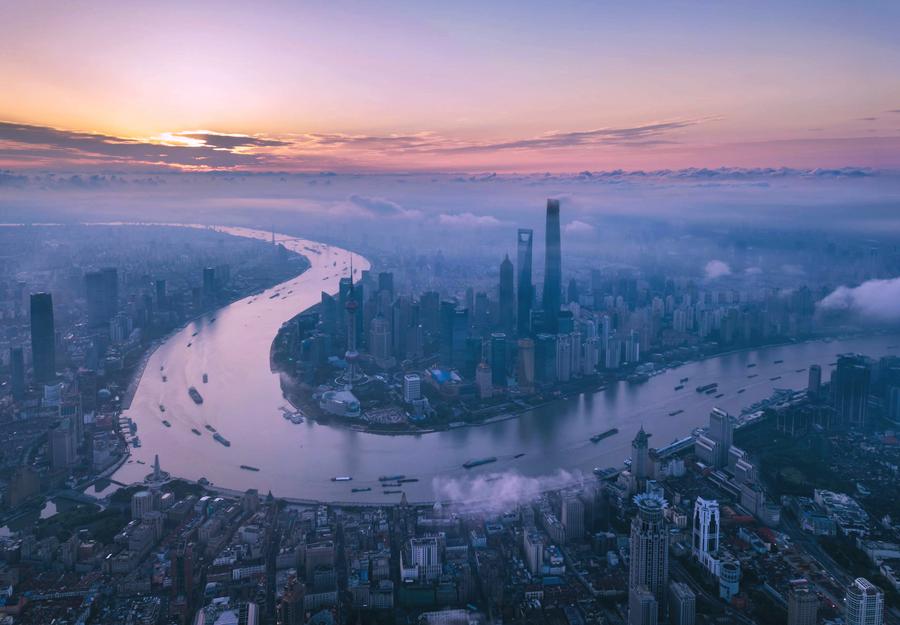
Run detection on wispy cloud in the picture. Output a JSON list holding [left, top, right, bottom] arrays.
[[0, 122, 284, 169], [564, 219, 595, 234], [438, 212, 504, 227]]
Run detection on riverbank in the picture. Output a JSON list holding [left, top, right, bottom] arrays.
[[277, 331, 873, 437]]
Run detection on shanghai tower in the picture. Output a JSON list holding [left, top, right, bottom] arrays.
[[542, 199, 562, 334]]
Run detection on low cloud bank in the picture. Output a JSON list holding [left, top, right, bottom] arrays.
[[818, 277, 900, 323], [432, 469, 584, 512]]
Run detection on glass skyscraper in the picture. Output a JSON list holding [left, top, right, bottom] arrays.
[[542, 199, 561, 334]]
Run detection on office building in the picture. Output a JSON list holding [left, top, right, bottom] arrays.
[[30, 292, 56, 384], [403, 373, 421, 402], [832, 355, 871, 428], [708, 407, 734, 468], [629, 586, 658, 625], [845, 577, 883, 625], [409, 537, 441, 582], [542, 199, 562, 333], [629, 493, 669, 617], [669, 581, 696, 625], [499, 254, 514, 334], [516, 338, 535, 392], [808, 364, 822, 400], [787, 580, 819, 625], [631, 427, 651, 492], [692, 498, 721, 575], [718, 560, 741, 602], [561, 492, 584, 542], [490, 333, 507, 387], [132, 490, 154, 520], [516, 228, 534, 336], [10, 347, 25, 400]]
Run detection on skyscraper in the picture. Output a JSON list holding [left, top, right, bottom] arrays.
[[499, 254, 514, 334], [692, 498, 720, 575], [542, 199, 562, 333], [629, 493, 669, 619], [845, 578, 883, 625], [807, 364, 822, 400], [631, 427, 651, 492], [832, 355, 871, 428], [30, 292, 56, 384], [709, 407, 734, 468], [516, 228, 534, 336], [490, 333, 507, 387], [10, 347, 25, 400]]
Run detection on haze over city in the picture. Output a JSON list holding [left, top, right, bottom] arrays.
[[1, 3, 899, 625]]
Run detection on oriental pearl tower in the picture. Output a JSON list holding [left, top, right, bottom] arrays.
[[343, 258, 361, 389]]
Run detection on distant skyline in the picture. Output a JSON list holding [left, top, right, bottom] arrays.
[[2, 1, 900, 172]]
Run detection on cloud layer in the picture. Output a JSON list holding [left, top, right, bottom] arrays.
[[818, 277, 900, 323], [432, 469, 584, 512]]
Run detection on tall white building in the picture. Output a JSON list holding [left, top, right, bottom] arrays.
[[845, 577, 884, 625], [403, 373, 422, 402], [409, 537, 441, 582], [692, 498, 721, 575]]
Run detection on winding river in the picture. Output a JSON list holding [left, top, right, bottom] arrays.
[[111, 225, 898, 504]]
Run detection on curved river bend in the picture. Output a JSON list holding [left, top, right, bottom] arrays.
[[113, 226, 898, 503]]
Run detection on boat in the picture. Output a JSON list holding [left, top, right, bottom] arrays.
[[191, 428, 202, 436], [674, 385, 684, 390], [203, 373, 208, 384], [679, 377, 689, 383], [463, 457, 497, 469], [627, 373, 649, 384], [187, 342, 192, 347], [590, 428, 619, 443], [705, 388, 717, 395], [668, 409, 684, 416], [770, 376, 781, 381], [132, 437, 141, 447], [398, 478, 419, 483], [774, 359, 784, 364], [240, 465, 260, 472], [383, 490, 402, 494], [737, 389, 746, 394], [332, 476, 353, 482], [289, 413, 304, 424], [747, 363, 757, 368], [748, 374, 758, 379], [188, 387, 204, 404], [514, 453, 526, 459], [162, 420, 171, 427], [696, 383, 718, 393], [205, 424, 216, 432], [714, 393, 724, 398], [269, 292, 280, 299], [213, 433, 231, 447], [159, 404, 166, 412], [191, 331, 198, 337], [795, 368, 806, 373], [379, 475, 405, 482], [352, 487, 372, 493], [162, 375, 167, 382]]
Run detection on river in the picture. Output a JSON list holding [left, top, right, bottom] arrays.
[[111, 225, 898, 504]]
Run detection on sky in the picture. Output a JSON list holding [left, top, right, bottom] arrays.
[[2, 0, 900, 173]]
